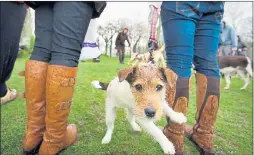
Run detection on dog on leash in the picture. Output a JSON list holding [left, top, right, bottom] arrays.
[[128, 45, 166, 68], [218, 56, 253, 90], [92, 63, 186, 154]]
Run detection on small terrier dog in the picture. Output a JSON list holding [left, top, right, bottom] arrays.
[[128, 45, 166, 68], [92, 63, 186, 154]]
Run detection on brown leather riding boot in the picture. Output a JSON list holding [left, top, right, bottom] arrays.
[[163, 78, 189, 155], [39, 65, 78, 155], [185, 73, 220, 155], [23, 60, 48, 154]]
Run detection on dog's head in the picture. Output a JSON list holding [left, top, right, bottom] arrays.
[[118, 63, 177, 120]]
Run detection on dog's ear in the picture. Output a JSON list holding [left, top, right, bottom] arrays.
[[160, 68, 178, 88], [118, 67, 135, 82]]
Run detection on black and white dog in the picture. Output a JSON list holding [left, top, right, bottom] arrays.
[[218, 56, 253, 90]]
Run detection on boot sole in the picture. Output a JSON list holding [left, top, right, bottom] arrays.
[[186, 136, 214, 155], [23, 140, 42, 155]]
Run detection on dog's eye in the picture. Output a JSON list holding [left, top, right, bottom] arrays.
[[135, 84, 143, 91], [156, 84, 163, 91]]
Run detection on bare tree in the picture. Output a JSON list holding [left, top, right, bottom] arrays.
[[224, 2, 252, 33], [97, 21, 118, 57], [128, 22, 149, 54], [224, 2, 253, 58], [19, 8, 34, 52]]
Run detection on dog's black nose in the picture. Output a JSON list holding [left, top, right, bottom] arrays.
[[145, 107, 156, 118]]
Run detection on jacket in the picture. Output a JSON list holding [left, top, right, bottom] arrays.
[[115, 32, 131, 47], [219, 24, 237, 48]]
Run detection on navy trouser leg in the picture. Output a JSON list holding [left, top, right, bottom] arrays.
[[161, 2, 224, 78], [0, 2, 26, 97], [193, 12, 222, 78]]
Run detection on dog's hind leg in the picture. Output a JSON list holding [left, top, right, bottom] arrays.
[[224, 73, 231, 90], [245, 57, 253, 77], [246, 63, 253, 78], [126, 109, 141, 132], [102, 99, 116, 144], [238, 70, 250, 90], [136, 119, 175, 154]]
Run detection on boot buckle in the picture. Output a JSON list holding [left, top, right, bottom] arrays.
[[61, 78, 76, 87], [55, 101, 73, 111]]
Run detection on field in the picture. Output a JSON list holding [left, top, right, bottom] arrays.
[[1, 56, 253, 155]]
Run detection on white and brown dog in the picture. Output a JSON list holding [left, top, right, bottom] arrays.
[[92, 63, 186, 154], [128, 45, 166, 68], [218, 56, 253, 90]]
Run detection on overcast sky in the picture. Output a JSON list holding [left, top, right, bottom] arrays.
[[97, 2, 252, 26], [97, 2, 150, 25]]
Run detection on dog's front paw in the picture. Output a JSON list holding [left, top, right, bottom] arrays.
[[101, 136, 111, 144], [171, 112, 187, 124], [162, 141, 175, 155]]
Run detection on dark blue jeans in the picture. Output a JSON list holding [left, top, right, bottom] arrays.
[[161, 2, 224, 78]]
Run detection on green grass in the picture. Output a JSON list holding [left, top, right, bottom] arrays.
[[1, 56, 253, 155]]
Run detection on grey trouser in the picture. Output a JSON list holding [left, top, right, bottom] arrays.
[[219, 45, 233, 56], [30, 2, 93, 67]]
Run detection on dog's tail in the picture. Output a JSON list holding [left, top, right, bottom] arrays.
[[91, 81, 109, 91]]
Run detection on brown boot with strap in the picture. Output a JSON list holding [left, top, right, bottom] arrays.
[[39, 65, 78, 155], [185, 73, 220, 155], [163, 78, 190, 155], [22, 60, 48, 154]]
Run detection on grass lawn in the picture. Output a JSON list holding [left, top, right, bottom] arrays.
[[1, 56, 253, 155]]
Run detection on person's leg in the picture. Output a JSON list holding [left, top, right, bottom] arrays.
[[119, 49, 123, 63], [161, 2, 199, 154], [23, 4, 53, 154], [224, 45, 233, 56], [39, 2, 93, 154], [29, 4, 53, 62], [0, 2, 26, 101], [186, 3, 224, 154], [0, 83, 7, 98], [122, 50, 125, 63], [219, 45, 225, 56]]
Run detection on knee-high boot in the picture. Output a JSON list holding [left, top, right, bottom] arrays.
[[39, 65, 78, 155], [163, 78, 190, 154], [185, 73, 220, 155], [23, 60, 48, 154]]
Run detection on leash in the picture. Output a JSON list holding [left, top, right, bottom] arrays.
[[148, 5, 160, 64], [148, 5, 160, 53]]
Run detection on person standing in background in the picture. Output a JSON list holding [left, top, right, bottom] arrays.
[[115, 28, 131, 64], [219, 21, 237, 56], [236, 35, 247, 56], [0, 2, 27, 105]]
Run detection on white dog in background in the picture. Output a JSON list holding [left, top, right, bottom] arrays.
[[218, 56, 253, 90]]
